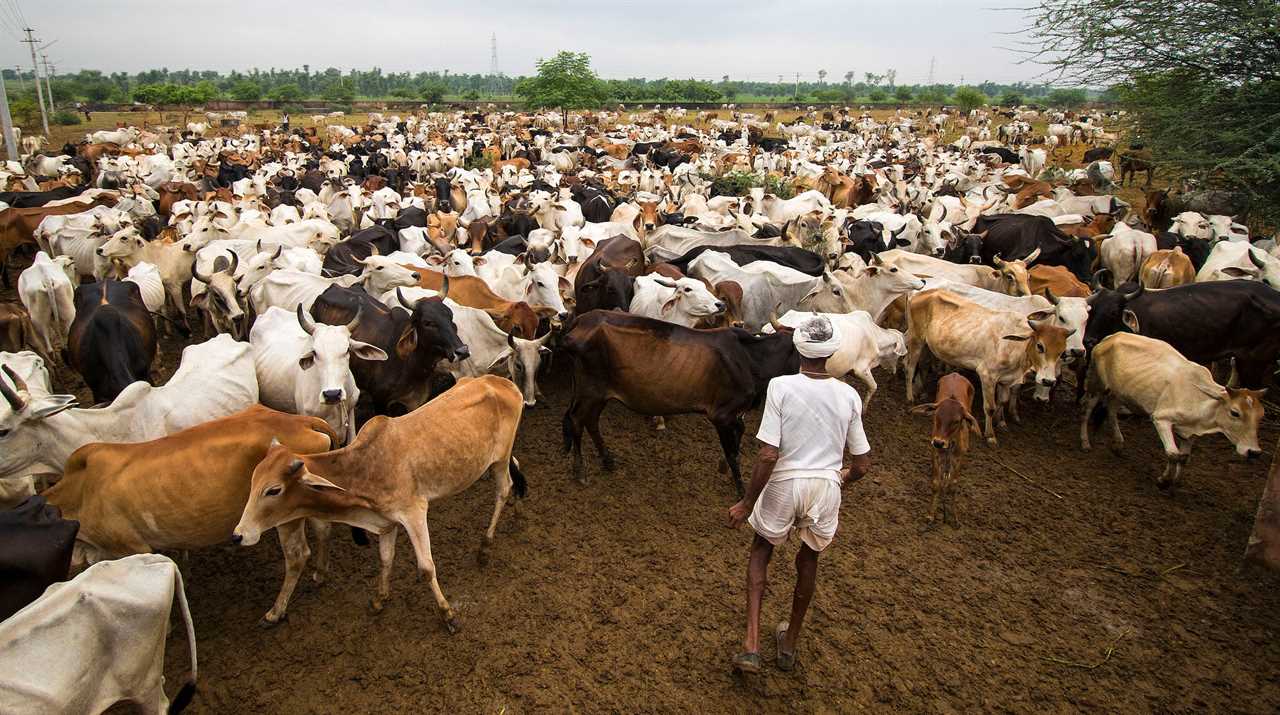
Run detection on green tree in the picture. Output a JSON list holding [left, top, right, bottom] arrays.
[[420, 79, 449, 103], [1023, 0, 1280, 223], [514, 51, 609, 126], [1046, 88, 1087, 107], [952, 86, 986, 112], [894, 86, 913, 102], [229, 79, 263, 101], [867, 88, 887, 102], [463, 89, 480, 101], [84, 82, 113, 103], [269, 83, 303, 101], [998, 91, 1024, 107], [324, 79, 355, 103]]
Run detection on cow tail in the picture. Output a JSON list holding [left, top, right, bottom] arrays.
[[168, 565, 198, 714], [509, 456, 528, 499]]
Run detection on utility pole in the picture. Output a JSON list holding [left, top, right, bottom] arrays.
[[13, 66, 23, 92], [21, 28, 48, 135], [40, 54, 54, 117], [927, 56, 936, 86], [794, 72, 800, 100], [0, 69, 18, 160]]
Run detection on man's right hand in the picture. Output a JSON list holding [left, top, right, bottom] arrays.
[[727, 500, 751, 528]]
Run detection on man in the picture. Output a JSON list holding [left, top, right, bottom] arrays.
[[728, 315, 872, 673]]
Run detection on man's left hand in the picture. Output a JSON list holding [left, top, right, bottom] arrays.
[[727, 500, 751, 528]]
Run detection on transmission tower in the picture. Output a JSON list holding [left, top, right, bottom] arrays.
[[927, 56, 936, 86], [489, 33, 500, 95]]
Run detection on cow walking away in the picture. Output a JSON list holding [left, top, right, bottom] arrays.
[[910, 374, 981, 526]]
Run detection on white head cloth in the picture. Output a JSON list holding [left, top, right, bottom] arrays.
[[793, 316, 841, 359]]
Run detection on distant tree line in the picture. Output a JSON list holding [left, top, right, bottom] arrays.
[[0, 65, 1095, 110]]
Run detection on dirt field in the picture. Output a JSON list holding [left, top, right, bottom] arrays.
[[7, 254, 1277, 713]]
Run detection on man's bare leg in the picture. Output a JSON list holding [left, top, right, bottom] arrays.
[[781, 543, 820, 656], [743, 534, 774, 654]]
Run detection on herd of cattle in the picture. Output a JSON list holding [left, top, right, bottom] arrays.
[[0, 104, 1276, 711]]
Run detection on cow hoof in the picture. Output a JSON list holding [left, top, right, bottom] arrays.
[[986, 436, 998, 446], [443, 616, 462, 634], [369, 599, 384, 614], [312, 571, 326, 585], [260, 612, 287, 628]]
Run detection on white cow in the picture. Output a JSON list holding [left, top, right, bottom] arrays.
[[17, 252, 76, 357], [1195, 241, 1280, 286], [0, 334, 258, 480], [123, 262, 166, 313], [629, 275, 725, 327], [252, 306, 387, 445], [96, 228, 195, 324], [250, 256, 419, 314], [1098, 223, 1158, 284], [1081, 332, 1265, 488], [773, 310, 906, 406], [0, 554, 197, 715]]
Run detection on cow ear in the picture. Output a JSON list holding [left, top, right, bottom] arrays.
[[965, 413, 982, 435], [910, 403, 937, 415], [1121, 309, 1141, 333], [30, 394, 77, 420], [298, 352, 316, 370], [557, 275, 572, 293], [581, 238, 595, 249], [300, 472, 346, 492], [661, 296, 680, 314], [426, 255, 445, 265], [349, 340, 389, 362], [395, 325, 418, 358], [894, 238, 911, 247], [1001, 333, 1031, 342], [472, 256, 487, 267], [190, 292, 208, 308]]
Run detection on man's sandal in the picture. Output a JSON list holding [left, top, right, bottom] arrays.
[[732, 651, 762, 674], [775, 622, 796, 671]]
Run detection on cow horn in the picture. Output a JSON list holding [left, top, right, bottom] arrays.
[[1120, 283, 1144, 301], [256, 238, 263, 253], [296, 303, 317, 336], [439, 273, 450, 301], [192, 259, 213, 284], [1090, 268, 1109, 291], [992, 253, 1006, 267], [226, 251, 239, 274], [1249, 247, 1266, 269], [272, 244, 283, 260], [287, 459, 305, 475], [345, 305, 364, 334], [1041, 287, 1059, 306], [891, 223, 906, 237], [396, 287, 417, 310], [0, 365, 27, 412], [507, 332, 517, 350]]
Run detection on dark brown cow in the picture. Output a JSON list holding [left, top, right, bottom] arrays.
[[156, 182, 199, 218], [561, 310, 798, 495], [0, 302, 35, 354], [574, 235, 645, 292], [910, 373, 980, 526], [0, 495, 79, 621], [66, 280, 156, 404], [0, 196, 117, 286]]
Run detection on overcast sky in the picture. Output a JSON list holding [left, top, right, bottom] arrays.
[[0, 1, 1038, 84]]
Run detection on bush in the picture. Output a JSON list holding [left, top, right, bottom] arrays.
[[704, 171, 794, 199], [420, 80, 449, 104], [269, 83, 303, 102], [463, 89, 480, 101], [952, 86, 987, 112], [229, 80, 263, 101], [464, 153, 492, 170], [867, 88, 887, 102], [9, 97, 38, 126], [278, 103, 304, 115], [52, 110, 81, 126], [998, 91, 1024, 107], [894, 86, 913, 102]]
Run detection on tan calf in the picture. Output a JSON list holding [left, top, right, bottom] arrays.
[[911, 373, 981, 525], [1139, 246, 1196, 289], [233, 375, 527, 633]]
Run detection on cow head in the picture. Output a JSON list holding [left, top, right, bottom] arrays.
[[394, 285, 470, 363], [494, 331, 553, 407], [237, 243, 284, 295], [358, 254, 420, 294], [1040, 289, 1089, 360], [653, 276, 725, 320], [95, 227, 146, 260], [1003, 310, 1073, 397], [0, 365, 77, 480], [233, 443, 343, 547], [1202, 384, 1266, 459], [1169, 211, 1211, 240], [991, 248, 1039, 297], [296, 304, 387, 409], [911, 397, 980, 452], [191, 252, 247, 338], [1083, 281, 1142, 352], [520, 262, 572, 322]]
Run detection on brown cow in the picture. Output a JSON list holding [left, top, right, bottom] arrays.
[[409, 266, 540, 338], [44, 405, 338, 624], [232, 375, 526, 633], [155, 182, 198, 218], [1057, 213, 1115, 240], [1000, 175, 1054, 209], [0, 302, 36, 354], [1139, 246, 1196, 289], [910, 373, 981, 525], [1028, 264, 1091, 298]]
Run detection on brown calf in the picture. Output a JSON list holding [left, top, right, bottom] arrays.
[[910, 373, 981, 525], [410, 267, 540, 338], [1028, 264, 1091, 298]]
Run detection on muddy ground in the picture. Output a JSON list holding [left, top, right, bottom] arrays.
[[11, 265, 1274, 713]]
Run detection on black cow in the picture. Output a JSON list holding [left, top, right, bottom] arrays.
[[845, 220, 909, 262], [574, 267, 636, 314], [1155, 231, 1213, 271], [66, 280, 156, 404], [971, 214, 1096, 281], [0, 495, 79, 622], [978, 146, 1020, 164], [0, 185, 84, 208], [1083, 280, 1280, 388], [497, 198, 538, 239], [1083, 147, 1113, 163], [573, 184, 616, 223], [942, 229, 986, 264], [433, 176, 454, 212], [665, 244, 827, 277], [392, 206, 428, 230], [322, 226, 400, 276], [311, 283, 468, 415]]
